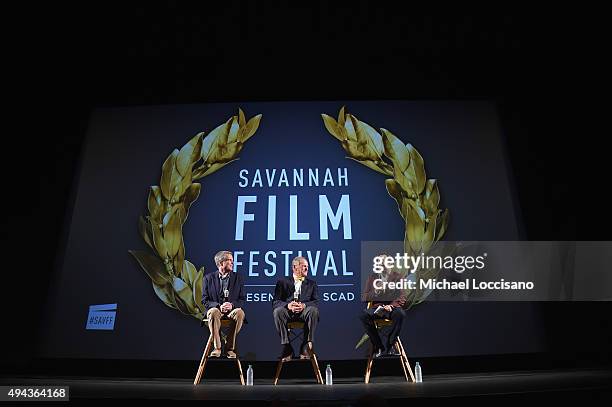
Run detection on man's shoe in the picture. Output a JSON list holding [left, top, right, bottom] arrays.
[[299, 342, 312, 359], [226, 350, 237, 359], [373, 347, 385, 358], [387, 347, 400, 356], [210, 348, 222, 358], [279, 344, 293, 361]]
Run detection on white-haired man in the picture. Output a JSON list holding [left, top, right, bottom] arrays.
[[272, 256, 319, 361]]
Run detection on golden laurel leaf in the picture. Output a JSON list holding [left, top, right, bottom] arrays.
[[321, 107, 451, 310], [130, 109, 263, 320]]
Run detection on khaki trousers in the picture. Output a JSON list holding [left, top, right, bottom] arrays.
[[206, 307, 245, 350]]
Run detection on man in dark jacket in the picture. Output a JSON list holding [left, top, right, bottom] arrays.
[[360, 254, 407, 357], [202, 250, 246, 358], [272, 256, 319, 360]]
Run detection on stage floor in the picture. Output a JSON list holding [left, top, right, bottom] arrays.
[[2, 369, 611, 403]]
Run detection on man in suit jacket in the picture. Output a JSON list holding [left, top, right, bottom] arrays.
[[202, 250, 246, 358], [360, 254, 407, 357], [273, 256, 319, 360]]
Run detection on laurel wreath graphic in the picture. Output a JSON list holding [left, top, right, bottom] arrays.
[[321, 107, 450, 310], [129, 106, 447, 328], [129, 109, 262, 320]]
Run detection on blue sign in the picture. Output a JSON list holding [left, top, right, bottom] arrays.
[[86, 304, 117, 330]]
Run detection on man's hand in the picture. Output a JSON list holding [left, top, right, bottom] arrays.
[[383, 305, 393, 312], [288, 301, 304, 313], [221, 302, 233, 313]]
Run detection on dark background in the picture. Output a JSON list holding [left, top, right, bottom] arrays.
[[5, 5, 608, 374]]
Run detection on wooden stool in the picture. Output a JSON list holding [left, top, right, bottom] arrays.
[[273, 321, 323, 385], [193, 318, 245, 385], [364, 318, 415, 383]]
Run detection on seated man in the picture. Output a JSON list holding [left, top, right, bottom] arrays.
[[202, 250, 246, 358], [272, 256, 319, 361], [359, 254, 407, 357]]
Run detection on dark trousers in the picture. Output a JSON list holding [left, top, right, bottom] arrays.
[[359, 307, 406, 351], [273, 305, 319, 345]]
